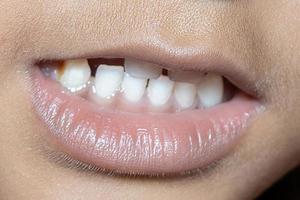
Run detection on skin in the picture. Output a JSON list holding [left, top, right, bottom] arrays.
[[0, 0, 299, 199]]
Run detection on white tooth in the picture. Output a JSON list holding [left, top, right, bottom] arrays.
[[125, 58, 162, 79], [59, 59, 91, 90], [95, 64, 124, 99], [197, 74, 224, 108], [169, 70, 204, 84], [174, 82, 197, 109], [147, 76, 174, 106], [121, 73, 147, 102]]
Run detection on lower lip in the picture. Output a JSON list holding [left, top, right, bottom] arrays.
[[30, 67, 263, 175]]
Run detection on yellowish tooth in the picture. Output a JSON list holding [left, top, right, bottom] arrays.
[[59, 59, 91, 91]]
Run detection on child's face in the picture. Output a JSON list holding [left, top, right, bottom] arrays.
[[0, 0, 299, 199]]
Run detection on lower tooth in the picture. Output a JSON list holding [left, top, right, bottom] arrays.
[[95, 64, 124, 99], [147, 76, 174, 107], [197, 74, 224, 108], [121, 73, 147, 102], [174, 82, 197, 109]]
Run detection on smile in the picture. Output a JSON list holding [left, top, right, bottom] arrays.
[[29, 47, 264, 175]]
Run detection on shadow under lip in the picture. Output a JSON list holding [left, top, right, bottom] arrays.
[[40, 141, 222, 180]]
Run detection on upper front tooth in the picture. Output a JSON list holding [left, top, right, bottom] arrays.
[[197, 74, 224, 108], [124, 58, 162, 79], [121, 73, 147, 102], [174, 82, 197, 109], [59, 59, 91, 90], [95, 64, 124, 99], [147, 76, 174, 106], [169, 70, 204, 84]]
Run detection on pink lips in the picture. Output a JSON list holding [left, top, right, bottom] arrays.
[[30, 65, 262, 175]]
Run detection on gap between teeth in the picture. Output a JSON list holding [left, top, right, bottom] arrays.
[[53, 59, 224, 112]]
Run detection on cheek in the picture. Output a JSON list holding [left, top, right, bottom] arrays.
[[245, 1, 300, 105]]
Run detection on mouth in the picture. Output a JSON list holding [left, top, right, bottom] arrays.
[[29, 47, 264, 176]]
